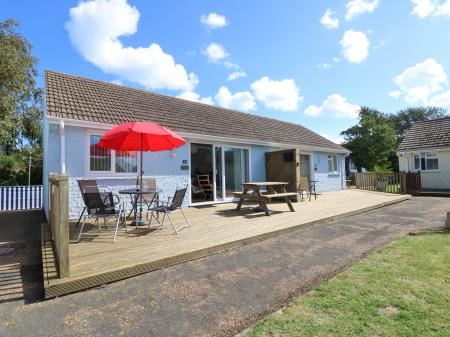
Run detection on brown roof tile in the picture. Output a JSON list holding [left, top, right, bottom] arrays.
[[398, 117, 450, 152], [45, 70, 348, 152]]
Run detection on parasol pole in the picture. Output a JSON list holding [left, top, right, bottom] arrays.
[[139, 133, 144, 220]]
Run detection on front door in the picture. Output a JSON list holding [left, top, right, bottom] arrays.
[[300, 154, 311, 178]]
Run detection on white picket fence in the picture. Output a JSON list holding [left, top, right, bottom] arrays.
[[0, 185, 43, 211]]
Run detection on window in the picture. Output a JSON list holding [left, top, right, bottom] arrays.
[[328, 154, 338, 173], [90, 135, 111, 171], [413, 153, 439, 171], [89, 134, 137, 174]]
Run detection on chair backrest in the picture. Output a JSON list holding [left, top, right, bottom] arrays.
[[197, 174, 212, 189], [77, 180, 100, 211], [77, 179, 113, 213], [298, 176, 310, 190], [169, 187, 187, 210]]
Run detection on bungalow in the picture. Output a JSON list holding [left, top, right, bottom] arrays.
[[43, 71, 350, 219], [397, 116, 450, 189]]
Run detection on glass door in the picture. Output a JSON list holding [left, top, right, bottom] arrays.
[[190, 143, 214, 203], [215, 146, 223, 200], [190, 143, 250, 203], [224, 147, 249, 199]]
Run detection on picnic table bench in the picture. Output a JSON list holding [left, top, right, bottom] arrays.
[[233, 182, 297, 216]]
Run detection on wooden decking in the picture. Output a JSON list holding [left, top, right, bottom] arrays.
[[42, 190, 410, 298]]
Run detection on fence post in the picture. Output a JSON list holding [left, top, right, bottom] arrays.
[[48, 172, 70, 278]]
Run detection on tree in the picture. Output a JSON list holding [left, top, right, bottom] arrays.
[[0, 19, 43, 185], [341, 107, 397, 171], [388, 106, 447, 143]]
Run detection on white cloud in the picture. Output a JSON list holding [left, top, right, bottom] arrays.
[[393, 58, 448, 104], [203, 43, 229, 62], [65, 0, 197, 91], [389, 90, 402, 98], [200, 13, 228, 29], [340, 30, 370, 63], [305, 94, 360, 118], [320, 133, 345, 144], [250, 77, 302, 111], [318, 62, 332, 70], [411, 0, 450, 18], [215, 86, 256, 111], [224, 61, 239, 69], [110, 79, 123, 85], [320, 9, 340, 29], [177, 91, 214, 105], [227, 71, 247, 81], [430, 89, 450, 106], [345, 0, 379, 20]]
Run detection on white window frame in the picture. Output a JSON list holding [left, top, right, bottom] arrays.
[[85, 130, 139, 177], [412, 152, 439, 172], [327, 154, 338, 174]]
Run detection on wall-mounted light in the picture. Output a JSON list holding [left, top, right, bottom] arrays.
[[170, 149, 176, 158]]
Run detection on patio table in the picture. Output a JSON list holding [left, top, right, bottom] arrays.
[[119, 188, 161, 227], [233, 182, 296, 216]]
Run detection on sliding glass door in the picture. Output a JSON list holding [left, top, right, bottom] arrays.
[[224, 147, 249, 199], [191, 143, 250, 204]]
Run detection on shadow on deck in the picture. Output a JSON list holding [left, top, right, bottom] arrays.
[[0, 210, 44, 304]]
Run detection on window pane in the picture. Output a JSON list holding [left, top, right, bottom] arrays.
[[116, 150, 138, 173], [426, 158, 439, 170], [421, 157, 426, 171], [414, 155, 420, 170], [90, 135, 111, 171], [328, 158, 332, 172], [333, 156, 338, 172]]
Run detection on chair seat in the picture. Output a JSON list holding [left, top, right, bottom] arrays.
[[92, 207, 120, 216]]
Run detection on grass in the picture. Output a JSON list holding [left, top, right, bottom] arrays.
[[244, 230, 450, 337]]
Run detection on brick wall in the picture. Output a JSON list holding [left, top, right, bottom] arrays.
[[69, 175, 190, 220]]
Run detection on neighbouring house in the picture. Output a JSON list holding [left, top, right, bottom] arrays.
[[43, 71, 350, 219], [397, 116, 450, 190]]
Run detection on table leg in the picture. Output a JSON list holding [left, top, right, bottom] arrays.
[[236, 198, 244, 211], [261, 202, 270, 216], [285, 197, 295, 212], [236, 188, 248, 211]]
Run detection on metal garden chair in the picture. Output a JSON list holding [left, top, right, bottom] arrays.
[[77, 180, 125, 243], [298, 176, 317, 202], [148, 186, 190, 234]]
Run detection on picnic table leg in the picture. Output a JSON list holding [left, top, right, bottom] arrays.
[[280, 185, 295, 212], [261, 202, 270, 216], [236, 188, 248, 211], [285, 197, 295, 212], [236, 198, 244, 211]]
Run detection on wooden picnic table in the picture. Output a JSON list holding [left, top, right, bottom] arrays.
[[233, 182, 297, 216]]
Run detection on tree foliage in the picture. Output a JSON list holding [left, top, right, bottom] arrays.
[[0, 19, 43, 185], [341, 107, 397, 171]]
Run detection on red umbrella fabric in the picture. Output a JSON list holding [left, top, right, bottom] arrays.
[[98, 122, 186, 194], [98, 121, 185, 151]]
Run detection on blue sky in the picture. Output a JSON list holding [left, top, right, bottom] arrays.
[[2, 0, 450, 143]]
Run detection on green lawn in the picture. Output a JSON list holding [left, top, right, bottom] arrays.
[[244, 230, 450, 337]]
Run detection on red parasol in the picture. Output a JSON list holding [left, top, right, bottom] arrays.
[[99, 121, 185, 191]]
